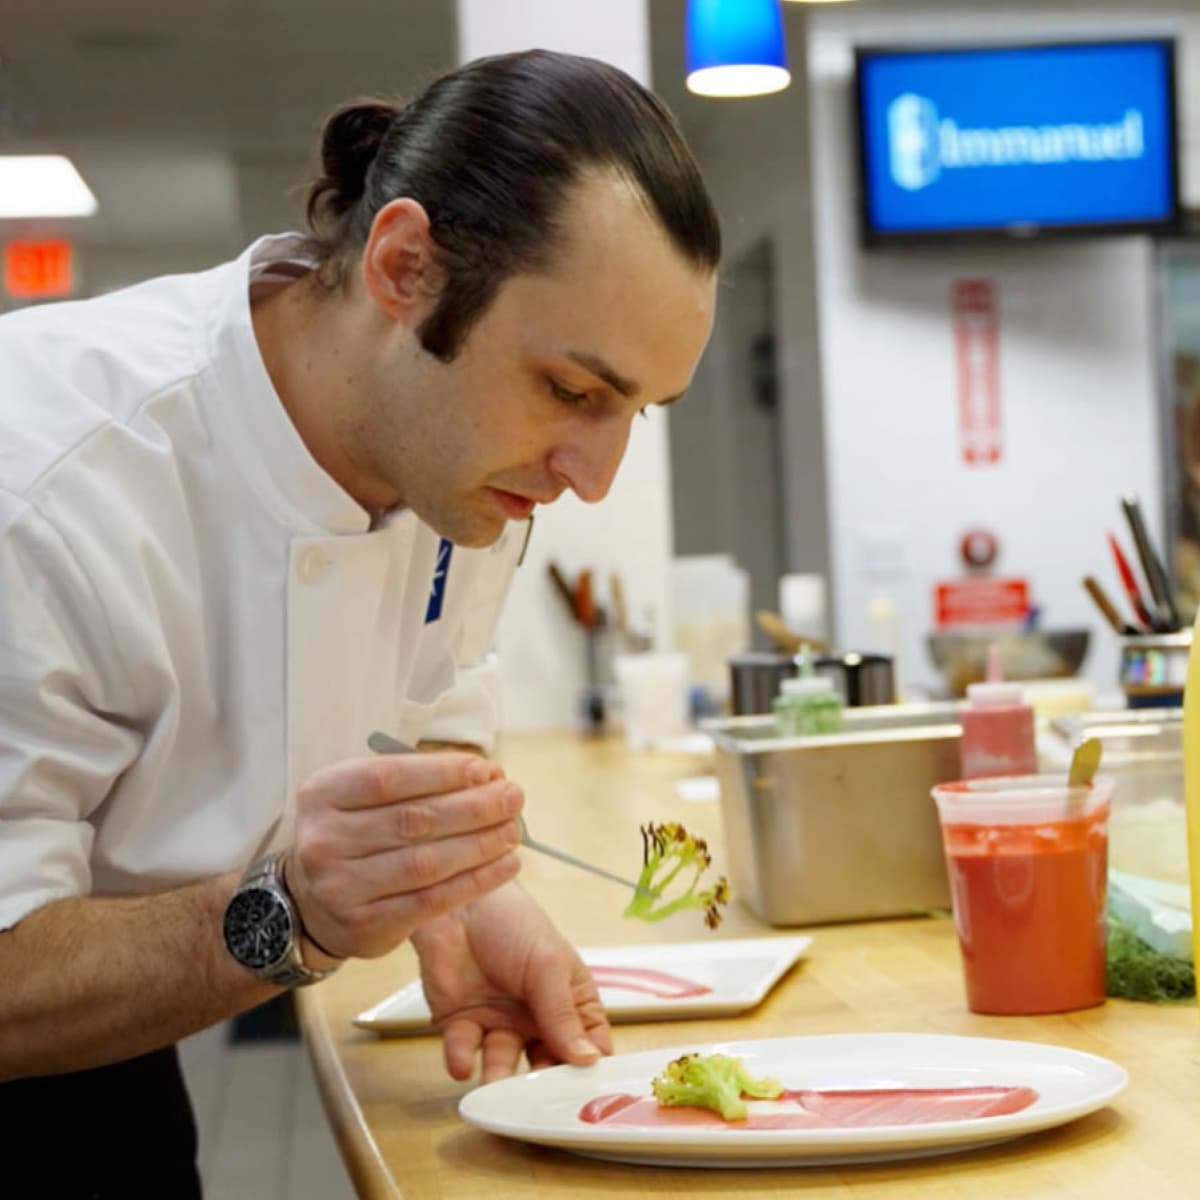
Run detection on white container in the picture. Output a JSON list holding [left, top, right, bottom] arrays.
[[779, 573, 827, 643], [614, 651, 689, 751], [671, 555, 749, 703]]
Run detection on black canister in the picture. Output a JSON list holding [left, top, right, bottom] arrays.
[[814, 652, 896, 707], [728, 652, 798, 715]]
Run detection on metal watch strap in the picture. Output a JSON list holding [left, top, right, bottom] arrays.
[[239, 850, 282, 891], [235, 851, 340, 988]]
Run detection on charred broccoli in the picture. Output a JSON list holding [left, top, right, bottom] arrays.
[[651, 1052, 783, 1121], [622, 822, 730, 929]]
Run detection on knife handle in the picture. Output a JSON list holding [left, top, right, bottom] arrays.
[[1120, 494, 1179, 630]]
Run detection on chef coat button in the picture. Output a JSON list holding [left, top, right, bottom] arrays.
[[297, 547, 333, 584]]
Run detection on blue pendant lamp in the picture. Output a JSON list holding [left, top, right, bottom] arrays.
[[686, 0, 790, 98]]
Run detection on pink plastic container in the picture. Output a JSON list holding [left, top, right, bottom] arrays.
[[959, 681, 1037, 779]]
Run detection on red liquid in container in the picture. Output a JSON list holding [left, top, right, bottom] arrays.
[[942, 806, 1108, 1014]]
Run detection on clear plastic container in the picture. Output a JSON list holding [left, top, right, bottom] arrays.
[[772, 674, 843, 737], [1046, 709, 1185, 885], [613, 651, 689, 751], [932, 774, 1112, 1015]]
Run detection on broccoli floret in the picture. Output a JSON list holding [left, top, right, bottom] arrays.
[[651, 1052, 783, 1121], [621, 822, 730, 929]]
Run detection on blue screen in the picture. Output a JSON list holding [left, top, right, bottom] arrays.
[[857, 40, 1178, 237]]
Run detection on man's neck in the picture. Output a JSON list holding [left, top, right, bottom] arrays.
[[250, 276, 389, 513]]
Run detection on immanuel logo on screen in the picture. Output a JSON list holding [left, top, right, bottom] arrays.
[[887, 93, 1146, 191]]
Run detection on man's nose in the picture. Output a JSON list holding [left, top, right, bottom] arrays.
[[547, 415, 634, 504]]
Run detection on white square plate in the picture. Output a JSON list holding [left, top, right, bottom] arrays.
[[352, 935, 811, 1033], [458, 1033, 1128, 1168]]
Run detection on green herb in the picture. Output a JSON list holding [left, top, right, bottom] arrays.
[[1106, 913, 1195, 1002]]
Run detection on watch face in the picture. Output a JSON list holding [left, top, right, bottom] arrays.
[[223, 886, 294, 970]]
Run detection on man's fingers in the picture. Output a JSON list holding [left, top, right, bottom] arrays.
[[441, 1017, 484, 1081], [305, 753, 505, 813], [525, 1039, 556, 1073], [480, 1027, 528, 1084], [582, 1006, 614, 1056], [316, 819, 522, 908], [525, 956, 607, 1069], [314, 779, 524, 857]]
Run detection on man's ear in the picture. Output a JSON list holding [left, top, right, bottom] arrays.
[[360, 198, 444, 325]]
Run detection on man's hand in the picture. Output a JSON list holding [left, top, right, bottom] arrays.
[[411, 882, 613, 1083], [286, 751, 524, 960]]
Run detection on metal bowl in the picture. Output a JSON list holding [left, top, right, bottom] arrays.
[[926, 629, 1091, 697]]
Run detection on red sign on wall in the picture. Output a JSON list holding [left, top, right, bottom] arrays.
[[4, 238, 74, 299], [952, 278, 1001, 465], [935, 577, 1030, 628]]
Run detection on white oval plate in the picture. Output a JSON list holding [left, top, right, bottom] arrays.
[[458, 1033, 1127, 1168]]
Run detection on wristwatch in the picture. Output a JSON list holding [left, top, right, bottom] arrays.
[[222, 851, 340, 988]]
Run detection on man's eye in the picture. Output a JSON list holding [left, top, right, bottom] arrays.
[[549, 379, 589, 405]]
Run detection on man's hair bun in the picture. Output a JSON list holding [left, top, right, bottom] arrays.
[[308, 99, 399, 223]]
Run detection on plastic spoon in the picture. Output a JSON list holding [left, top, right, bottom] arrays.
[[367, 731, 651, 894]]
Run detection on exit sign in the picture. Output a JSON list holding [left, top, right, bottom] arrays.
[[4, 238, 75, 298]]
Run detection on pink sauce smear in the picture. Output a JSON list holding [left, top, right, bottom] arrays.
[[579, 1086, 1038, 1130], [588, 965, 712, 999]]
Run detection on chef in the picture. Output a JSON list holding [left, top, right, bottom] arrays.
[[0, 48, 720, 1196]]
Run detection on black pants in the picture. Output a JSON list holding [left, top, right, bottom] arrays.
[[0, 1044, 202, 1198]]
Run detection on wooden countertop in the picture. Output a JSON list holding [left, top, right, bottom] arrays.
[[297, 733, 1200, 1199]]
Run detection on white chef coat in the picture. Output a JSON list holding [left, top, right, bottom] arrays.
[[0, 234, 528, 931]]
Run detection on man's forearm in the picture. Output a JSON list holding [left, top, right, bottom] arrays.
[[0, 872, 279, 1081]]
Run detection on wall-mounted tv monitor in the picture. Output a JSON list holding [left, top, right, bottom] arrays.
[[855, 38, 1181, 245]]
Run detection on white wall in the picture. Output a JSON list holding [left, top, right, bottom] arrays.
[[663, 1, 832, 633], [807, 7, 1192, 698], [455, 0, 678, 730], [457, 1, 1199, 712]]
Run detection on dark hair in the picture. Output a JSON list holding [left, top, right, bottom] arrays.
[[303, 49, 721, 361]]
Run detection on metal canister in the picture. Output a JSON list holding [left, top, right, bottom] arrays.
[[728, 652, 798, 715], [814, 652, 896, 707]]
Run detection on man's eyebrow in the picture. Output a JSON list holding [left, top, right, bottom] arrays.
[[565, 350, 687, 407], [566, 350, 640, 398]]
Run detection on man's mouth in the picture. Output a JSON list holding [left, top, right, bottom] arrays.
[[487, 488, 538, 520]]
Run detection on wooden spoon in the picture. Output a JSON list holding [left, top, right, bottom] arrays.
[[1068, 736, 1102, 788], [754, 609, 830, 655]]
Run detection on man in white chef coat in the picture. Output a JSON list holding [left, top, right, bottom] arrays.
[[0, 48, 720, 1196]]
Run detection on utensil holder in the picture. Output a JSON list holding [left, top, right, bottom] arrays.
[[1119, 630, 1192, 708]]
